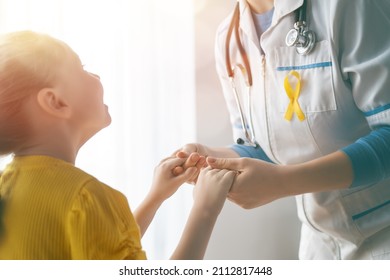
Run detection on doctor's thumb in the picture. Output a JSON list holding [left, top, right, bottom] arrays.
[[207, 157, 235, 170]]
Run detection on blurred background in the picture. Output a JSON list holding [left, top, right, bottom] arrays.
[[0, 0, 300, 259]]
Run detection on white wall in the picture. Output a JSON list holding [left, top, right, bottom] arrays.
[[194, 0, 301, 259]]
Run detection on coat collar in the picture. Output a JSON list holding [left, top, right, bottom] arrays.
[[273, 0, 304, 20], [237, 0, 304, 47], [237, 0, 259, 47]]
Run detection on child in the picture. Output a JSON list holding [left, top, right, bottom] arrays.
[[0, 30, 235, 260]]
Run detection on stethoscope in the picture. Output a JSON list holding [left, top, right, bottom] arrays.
[[225, 0, 316, 147], [285, 0, 316, 55]]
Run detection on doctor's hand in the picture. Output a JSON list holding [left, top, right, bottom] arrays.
[[206, 157, 286, 209]]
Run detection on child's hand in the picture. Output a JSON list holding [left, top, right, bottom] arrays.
[[149, 156, 198, 203], [193, 167, 236, 216]]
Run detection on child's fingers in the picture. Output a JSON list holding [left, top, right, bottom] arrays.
[[172, 165, 184, 176], [177, 166, 198, 182], [205, 168, 237, 192]]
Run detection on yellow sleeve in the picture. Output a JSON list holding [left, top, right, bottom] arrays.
[[66, 181, 147, 260]]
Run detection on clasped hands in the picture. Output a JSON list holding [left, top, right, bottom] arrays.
[[172, 144, 285, 209]]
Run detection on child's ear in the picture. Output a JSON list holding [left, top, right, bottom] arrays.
[[36, 88, 71, 118]]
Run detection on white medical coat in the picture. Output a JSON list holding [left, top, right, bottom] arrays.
[[215, 0, 390, 259]]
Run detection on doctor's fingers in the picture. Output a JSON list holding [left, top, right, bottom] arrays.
[[158, 156, 189, 172], [173, 143, 199, 157], [176, 143, 209, 158], [226, 175, 270, 209], [171, 144, 195, 157], [172, 153, 206, 176], [172, 166, 198, 183], [227, 192, 259, 210], [188, 154, 207, 169], [161, 153, 201, 165]]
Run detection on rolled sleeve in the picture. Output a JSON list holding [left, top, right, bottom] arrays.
[[231, 144, 273, 162]]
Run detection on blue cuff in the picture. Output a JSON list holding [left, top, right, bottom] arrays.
[[231, 144, 273, 163], [341, 126, 390, 188]]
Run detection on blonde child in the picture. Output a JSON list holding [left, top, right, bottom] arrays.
[[0, 30, 235, 260]]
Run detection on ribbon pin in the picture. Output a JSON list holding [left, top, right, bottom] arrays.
[[283, 70, 305, 121]]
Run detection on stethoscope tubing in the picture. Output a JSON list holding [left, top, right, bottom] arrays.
[[225, 0, 315, 147], [225, 2, 252, 86]]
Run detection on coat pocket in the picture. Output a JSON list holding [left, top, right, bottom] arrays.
[[269, 40, 337, 115]]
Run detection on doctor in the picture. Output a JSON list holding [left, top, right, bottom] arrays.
[[174, 0, 390, 259]]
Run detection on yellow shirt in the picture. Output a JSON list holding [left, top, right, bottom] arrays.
[[0, 155, 146, 260]]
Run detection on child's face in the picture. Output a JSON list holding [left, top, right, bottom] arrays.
[[54, 50, 111, 139]]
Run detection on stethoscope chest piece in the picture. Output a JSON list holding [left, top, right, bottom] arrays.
[[285, 24, 316, 55], [285, 0, 316, 55], [285, 28, 301, 47], [297, 29, 315, 55]]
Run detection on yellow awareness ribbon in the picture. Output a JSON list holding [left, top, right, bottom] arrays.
[[284, 70, 305, 121]]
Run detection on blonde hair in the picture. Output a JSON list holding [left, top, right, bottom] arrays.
[[0, 31, 72, 155]]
